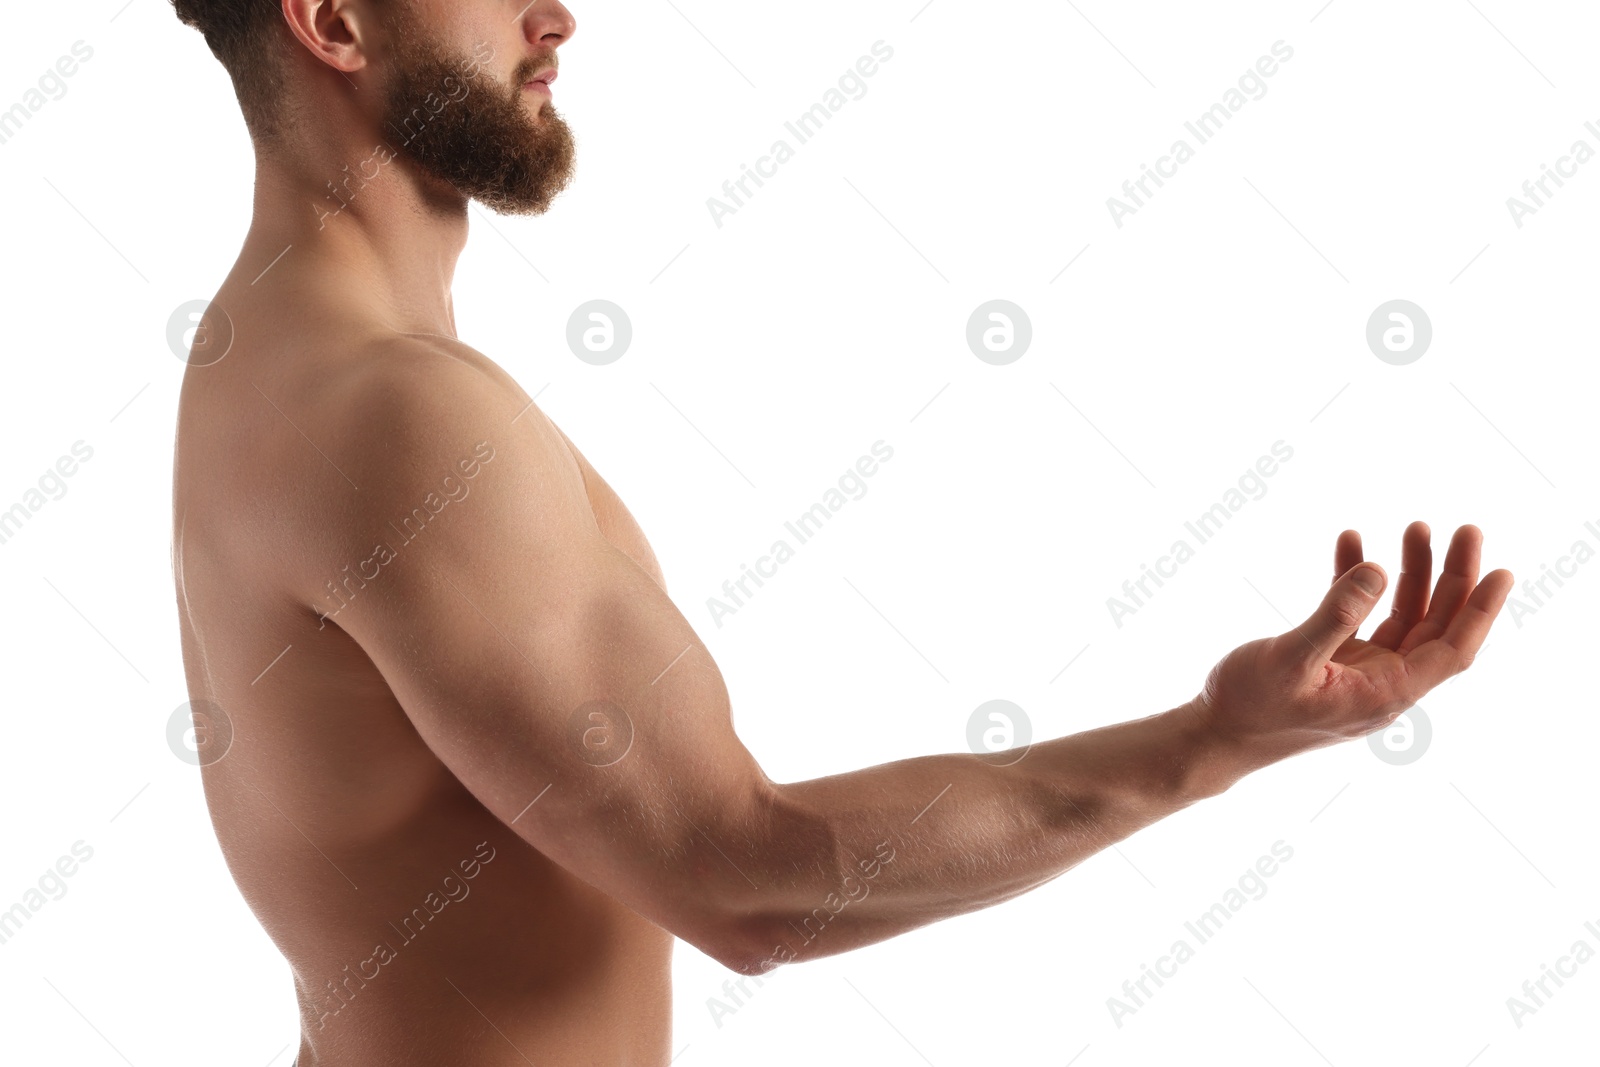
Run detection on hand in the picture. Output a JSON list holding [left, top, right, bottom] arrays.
[[1189, 522, 1513, 778]]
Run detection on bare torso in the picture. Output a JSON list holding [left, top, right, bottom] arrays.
[[171, 284, 675, 1067]]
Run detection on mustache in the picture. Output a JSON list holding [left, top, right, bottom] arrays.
[[513, 55, 558, 84]]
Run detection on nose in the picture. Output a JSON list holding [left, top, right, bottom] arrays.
[[514, 0, 577, 49]]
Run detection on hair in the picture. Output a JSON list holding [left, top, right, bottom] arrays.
[[169, 0, 295, 142]]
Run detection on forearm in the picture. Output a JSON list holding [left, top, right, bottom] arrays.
[[728, 700, 1248, 973]]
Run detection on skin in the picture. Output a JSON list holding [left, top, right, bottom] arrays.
[[169, 3, 1517, 1064]]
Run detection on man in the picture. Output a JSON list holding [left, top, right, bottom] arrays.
[[167, 2, 1514, 1064]]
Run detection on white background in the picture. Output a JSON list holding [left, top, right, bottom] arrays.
[[1, 1, 1595, 1064]]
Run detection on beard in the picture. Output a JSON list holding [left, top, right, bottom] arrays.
[[379, 27, 577, 215]]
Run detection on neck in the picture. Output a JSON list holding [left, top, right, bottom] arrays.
[[240, 137, 470, 339]]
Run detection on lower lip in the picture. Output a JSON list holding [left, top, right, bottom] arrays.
[[524, 82, 552, 96]]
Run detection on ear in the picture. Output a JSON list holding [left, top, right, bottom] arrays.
[[280, 0, 381, 75]]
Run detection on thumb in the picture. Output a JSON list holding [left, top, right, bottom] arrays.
[[1286, 563, 1386, 670]]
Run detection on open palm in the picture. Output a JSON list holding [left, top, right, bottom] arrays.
[[1194, 522, 1514, 761]]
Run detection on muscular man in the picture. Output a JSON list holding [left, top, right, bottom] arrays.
[[166, 2, 1515, 1064]]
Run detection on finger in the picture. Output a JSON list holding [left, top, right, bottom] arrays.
[[1397, 525, 1482, 654], [1329, 529, 1366, 659], [1286, 562, 1387, 672], [1370, 520, 1433, 650], [1333, 529, 1362, 585], [1400, 568, 1514, 694]]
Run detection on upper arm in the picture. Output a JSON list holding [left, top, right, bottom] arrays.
[[303, 347, 776, 967]]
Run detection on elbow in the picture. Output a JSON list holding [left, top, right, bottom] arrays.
[[700, 906, 788, 977], [689, 780, 819, 976], [727, 954, 785, 978], [688, 882, 801, 977], [716, 924, 790, 977]]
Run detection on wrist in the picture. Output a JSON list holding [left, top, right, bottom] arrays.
[[1165, 699, 1253, 802]]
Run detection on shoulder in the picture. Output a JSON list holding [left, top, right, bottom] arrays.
[[318, 334, 566, 476], [329, 334, 516, 427], [279, 334, 591, 602]]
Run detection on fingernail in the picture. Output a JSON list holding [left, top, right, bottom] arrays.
[[1353, 566, 1383, 595]]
